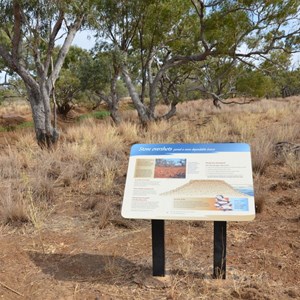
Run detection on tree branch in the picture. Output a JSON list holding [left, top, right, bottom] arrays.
[[12, 0, 23, 62], [48, 14, 84, 92], [44, 11, 65, 75]]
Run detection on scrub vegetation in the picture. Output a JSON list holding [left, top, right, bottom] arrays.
[[0, 96, 299, 299], [0, 1, 299, 298]]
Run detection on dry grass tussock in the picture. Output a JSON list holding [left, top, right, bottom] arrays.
[[0, 99, 31, 115], [282, 152, 300, 180], [0, 185, 29, 225]]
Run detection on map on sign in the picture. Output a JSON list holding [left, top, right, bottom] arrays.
[[121, 143, 255, 221]]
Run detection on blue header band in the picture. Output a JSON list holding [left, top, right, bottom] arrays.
[[130, 143, 250, 156]]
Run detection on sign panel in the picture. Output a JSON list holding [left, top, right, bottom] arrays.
[[122, 143, 255, 221]]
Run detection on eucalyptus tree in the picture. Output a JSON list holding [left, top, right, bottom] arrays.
[[186, 58, 239, 106], [93, 0, 148, 124], [0, 0, 90, 147], [94, 0, 300, 124], [94, 0, 193, 125], [259, 51, 297, 97], [76, 46, 125, 124], [55, 46, 90, 117], [145, 0, 300, 108]]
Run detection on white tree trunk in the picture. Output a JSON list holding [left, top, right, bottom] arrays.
[[121, 65, 152, 125], [27, 86, 58, 147]]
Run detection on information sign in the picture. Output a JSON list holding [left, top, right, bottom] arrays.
[[122, 143, 255, 221]]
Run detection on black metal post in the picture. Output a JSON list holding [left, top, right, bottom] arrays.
[[151, 219, 165, 276], [213, 221, 227, 279]]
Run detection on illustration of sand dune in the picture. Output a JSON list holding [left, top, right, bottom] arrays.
[[161, 180, 248, 197]]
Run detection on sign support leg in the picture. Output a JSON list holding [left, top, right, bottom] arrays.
[[151, 219, 165, 276], [213, 221, 227, 279]]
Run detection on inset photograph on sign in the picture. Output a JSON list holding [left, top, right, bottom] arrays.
[[154, 158, 186, 178]]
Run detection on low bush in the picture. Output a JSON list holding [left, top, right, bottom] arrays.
[[77, 110, 110, 121]]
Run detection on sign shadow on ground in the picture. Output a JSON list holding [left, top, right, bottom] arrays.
[[28, 251, 207, 285]]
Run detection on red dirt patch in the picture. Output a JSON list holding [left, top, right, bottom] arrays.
[[0, 113, 32, 126], [154, 166, 186, 178]]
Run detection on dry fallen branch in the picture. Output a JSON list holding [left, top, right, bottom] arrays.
[[0, 280, 24, 297]]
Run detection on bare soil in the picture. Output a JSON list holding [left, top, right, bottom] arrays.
[[0, 101, 299, 300]]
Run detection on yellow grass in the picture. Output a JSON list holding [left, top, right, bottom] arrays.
[[0, 99, 31, 115], [1, 97, 299, 222]]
